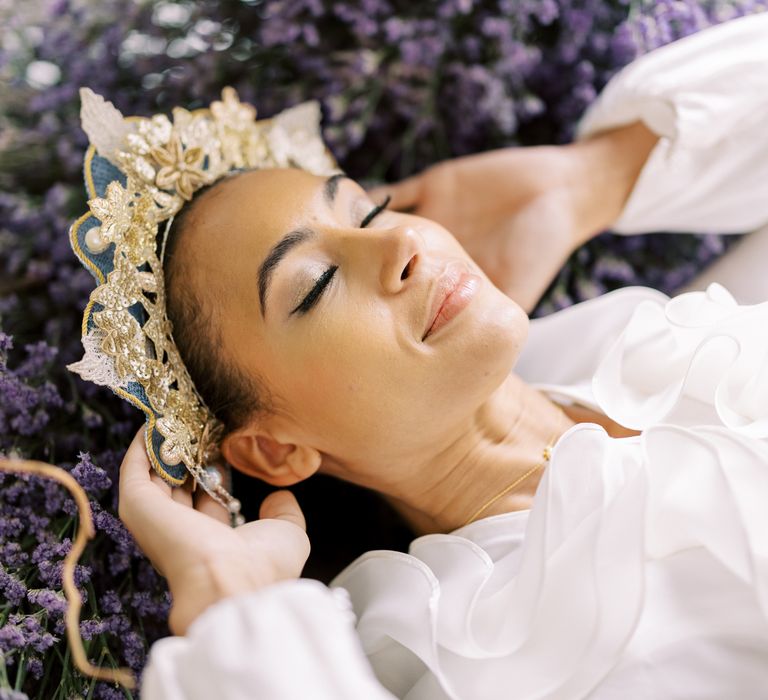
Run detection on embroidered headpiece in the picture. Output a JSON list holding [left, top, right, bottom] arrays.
[[68, 87, 341, 523]]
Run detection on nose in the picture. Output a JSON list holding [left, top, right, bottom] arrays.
[[342, 224, 424, 295], [378, 225, 423, 294]]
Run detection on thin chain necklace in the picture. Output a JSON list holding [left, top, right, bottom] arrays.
[[461, 408, 570, 528]]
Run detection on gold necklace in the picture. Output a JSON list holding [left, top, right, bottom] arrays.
[[461, 406, 571, 528]]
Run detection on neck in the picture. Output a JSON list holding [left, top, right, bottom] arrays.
[[381, 374, 574, 534]]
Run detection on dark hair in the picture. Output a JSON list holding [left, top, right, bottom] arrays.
[[163, 171, 272, 433], [164, 173, 416, 578]]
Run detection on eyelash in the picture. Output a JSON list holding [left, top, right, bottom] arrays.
[[290, 195, 392, 316], [359, 194, 391, 228]]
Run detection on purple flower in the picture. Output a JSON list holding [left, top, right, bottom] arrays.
[[15, 616, 56, 653], [122, 629, 147, 671], [25, 656, 44, 679], [80, 618, 108, 641], [0, 568, 27, 606], [0, 543, 28, 568], [93, 684, 125, 700], [27, 588, 68, 617], [130, 590, 170, 618], [100, 590, 123, 615], [0, 0, 764, 693], [0, 624, 25, 652], [71, 452, 112, 496], [31, 539, 72, 566]]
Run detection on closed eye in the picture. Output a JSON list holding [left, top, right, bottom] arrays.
[[290, 196, 392, 316], [360, 194, 391, 228], [291, 265, 337, 315]]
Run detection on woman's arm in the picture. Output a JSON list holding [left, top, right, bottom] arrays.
[[374, 13, 768, 310], [367, 124, 656, 312], [576, 12, 768, 236], [118, 429, 310, 636], [142, 580, 396, 700], [119, 430, 395, 699], [564, 121, 659, 247]]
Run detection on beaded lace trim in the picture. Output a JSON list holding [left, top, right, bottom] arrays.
[[70, 87, 341, 517]]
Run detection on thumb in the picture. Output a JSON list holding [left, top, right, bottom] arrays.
[[368, 173, 424, 212], [259, 490, 306, 531]]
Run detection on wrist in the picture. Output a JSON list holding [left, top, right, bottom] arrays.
[[565, 121, 660, 246], [167, 555, 276, 635]]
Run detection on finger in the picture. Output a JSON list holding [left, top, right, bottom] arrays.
[[149, 471, 173, 497], [119, 427, 186, 537], [259, 490, 306, 531], [171, 479, 194, 508], [119, 427, 154, 493], [119, 427, 190, 520], [368, 174, 423, 212], [193, 486, 231, 526]]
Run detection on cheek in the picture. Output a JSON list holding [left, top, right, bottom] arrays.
[[273, 287, 528, 457], [267, 309, 398, 444]]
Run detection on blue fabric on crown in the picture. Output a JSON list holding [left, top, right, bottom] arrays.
[[72, 151, 188, 483]]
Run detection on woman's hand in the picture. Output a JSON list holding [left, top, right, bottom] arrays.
[[118, 428, 310, 635], [370, 122, 659, 312]]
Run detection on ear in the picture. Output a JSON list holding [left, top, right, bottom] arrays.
[[221, 426, 321, 487]]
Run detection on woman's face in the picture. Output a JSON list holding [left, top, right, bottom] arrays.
[[186, 168, 528, 478]]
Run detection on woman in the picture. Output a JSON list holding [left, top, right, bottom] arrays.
[[114, 13, 768, 700]]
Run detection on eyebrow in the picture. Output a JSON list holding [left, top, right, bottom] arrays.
[[323, 173, 347, 204], [258, 174, 350, 317]]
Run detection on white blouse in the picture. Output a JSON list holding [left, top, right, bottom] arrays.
[[142, 13, 768, 700]]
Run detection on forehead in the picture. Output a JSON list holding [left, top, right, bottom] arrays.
[[192, 167, 328, 238], [184, 167, 329, 271]]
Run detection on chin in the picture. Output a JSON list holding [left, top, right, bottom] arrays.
[[438, 285, 529, 400], [477, 291, 528, 373]]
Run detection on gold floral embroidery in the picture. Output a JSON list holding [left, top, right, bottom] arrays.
[[211, 87, 256, 130], [156, 414, 193, 466], [72, 87, 341, 517], [87, 181, 134, 245], [91, 255, 156, 310], [151, 132, 206, 201]]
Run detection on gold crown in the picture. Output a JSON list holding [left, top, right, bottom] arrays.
[[68, 87, 341, 522]]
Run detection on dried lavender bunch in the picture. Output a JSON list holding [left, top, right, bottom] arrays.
[[1, 1, 766, 697]]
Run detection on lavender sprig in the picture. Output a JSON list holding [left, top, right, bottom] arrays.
[[1, 1, 764, 696]]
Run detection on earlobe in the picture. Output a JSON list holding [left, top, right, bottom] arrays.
[[221, 431, 321, 486]]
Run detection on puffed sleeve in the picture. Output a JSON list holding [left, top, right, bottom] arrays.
[[140, 579, 396, 700], [575, 13, 768, 235]]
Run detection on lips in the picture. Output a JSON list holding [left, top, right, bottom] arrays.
[[422, 262, 480, 341]]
